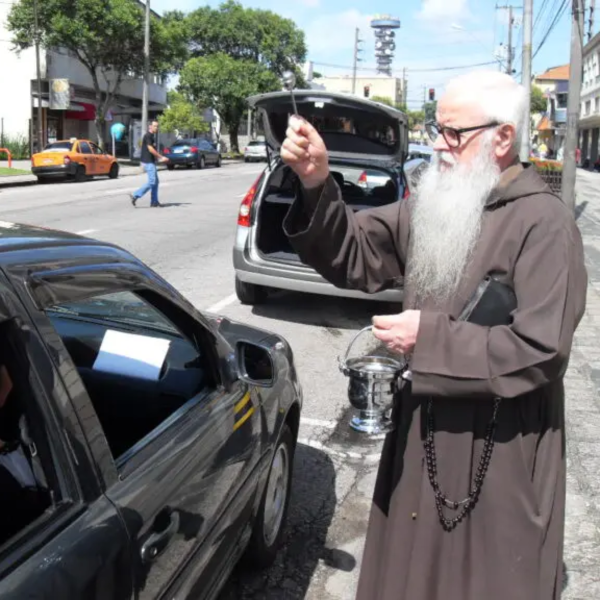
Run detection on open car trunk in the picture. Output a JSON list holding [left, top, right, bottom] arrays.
[[255, 162, 403, 264]]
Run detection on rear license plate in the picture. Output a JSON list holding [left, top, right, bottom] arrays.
[[173, 148, 185, 154], [43, 159, 53, 164]]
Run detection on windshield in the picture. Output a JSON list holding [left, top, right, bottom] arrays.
[[172, 140, 194, 146], [248, 141, 265, 146], [43, 142, 73, 152]]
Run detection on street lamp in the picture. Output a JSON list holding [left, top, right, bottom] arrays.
[[450, 24, 506, 71]]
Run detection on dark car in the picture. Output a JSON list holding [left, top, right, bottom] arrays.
[[0, 222, 302, 599], [163, 139, 222, 170]]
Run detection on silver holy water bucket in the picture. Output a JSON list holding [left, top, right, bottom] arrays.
[[338, 326, 405, 436]]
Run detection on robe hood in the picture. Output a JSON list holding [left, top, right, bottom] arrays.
[[486, 162, 555, 209]]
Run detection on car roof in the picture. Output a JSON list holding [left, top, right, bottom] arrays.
[[0, 221, 113, 253]]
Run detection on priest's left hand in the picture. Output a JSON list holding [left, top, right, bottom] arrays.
[[372, 311, 421, 355]]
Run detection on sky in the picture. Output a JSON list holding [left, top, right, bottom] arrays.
[[152, 0, 575, 110]]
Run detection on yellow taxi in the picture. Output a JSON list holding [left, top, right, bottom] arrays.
[[31, 138, 119, 183]]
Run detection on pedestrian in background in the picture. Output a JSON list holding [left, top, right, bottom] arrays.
[[130, 120, 169, 208]]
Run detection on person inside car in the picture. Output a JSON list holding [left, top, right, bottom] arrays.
[[0, 359, 48, 546]]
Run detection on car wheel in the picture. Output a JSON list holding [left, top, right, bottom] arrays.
[[244, 424, 295, 569], [108, 163, 119, 179], [37, 176, 51, 184], [167, 164, 175, 171], [198, 156, 205, 169], [216, 155, 222, 168], [235, 277, 268, 305], [244, 157, 249, 163], [74, 164, 86, 182]]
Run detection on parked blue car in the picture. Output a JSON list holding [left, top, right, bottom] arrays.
[[163, 138, 222, 170]]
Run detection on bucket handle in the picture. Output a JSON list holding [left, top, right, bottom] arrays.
[[339, 325, 389, 372]]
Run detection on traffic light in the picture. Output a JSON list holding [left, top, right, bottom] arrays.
[[429, 88, 435, 102], [364, 85, 370, 98]]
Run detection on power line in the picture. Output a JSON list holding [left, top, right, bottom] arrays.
[[532, 0, 569, 60], [311, 60, 498, 74]]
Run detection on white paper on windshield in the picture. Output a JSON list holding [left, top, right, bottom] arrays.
[[93, 329, 170, 381]]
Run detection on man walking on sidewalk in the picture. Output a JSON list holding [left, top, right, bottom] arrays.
[[130, 120, 168, 208]]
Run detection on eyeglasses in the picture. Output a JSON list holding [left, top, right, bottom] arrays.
[[425, 120, 501, 148]]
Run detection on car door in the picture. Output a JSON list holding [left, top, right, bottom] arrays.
[[22, 262, 263, 599], [78, 141, 96, 175], [90, 142, 109, 174], [199, 140, 213, 165], [0, 272, 132, 599]]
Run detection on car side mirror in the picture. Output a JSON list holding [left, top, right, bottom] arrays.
[[236, 341, 275, 387]]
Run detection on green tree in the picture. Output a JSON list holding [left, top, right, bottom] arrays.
[[8, 0, 186, 146], [182, 0, 307, 150], [406, 110, 425, 131], [530, 85, 547, 113], [180, 53, 280, 152], [187, 0, 306, 78], [371, 95, 395, 107], [158, 91, 208, 136]]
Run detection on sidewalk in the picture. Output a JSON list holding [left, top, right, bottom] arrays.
[[0, 159, 147, 188], [305, 169, 600, 599], [0, 157, 243, 188]]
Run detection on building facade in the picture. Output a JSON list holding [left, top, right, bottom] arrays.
[[579, 31, 600, 165], [313, 75, 404, 106], [532, 65, 569, 157], [0, 0, 168, 157]]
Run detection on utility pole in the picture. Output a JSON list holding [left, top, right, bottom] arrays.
[[141, 0, 151, 136], [496, 4, 521, 74], [589, 0, 596, 41], [352, 28, 363, 95], [506, 6, 514, 75], [402, 67, 407, 109], [561, 0, 585, 212], [520, 0, 533, 160], [33, 0, 43, 152]]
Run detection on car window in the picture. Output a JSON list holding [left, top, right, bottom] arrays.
[[44, 290, 217, 463], [78, 142, 92, 155], [248, 141, 265, 147], [172, 140, 191, 147], [90, 143, 104, 155], [42, 142, 73, 152], [0, 318, 63, 553]]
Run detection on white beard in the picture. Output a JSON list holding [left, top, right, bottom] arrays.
[[407, 137, 501, 306]]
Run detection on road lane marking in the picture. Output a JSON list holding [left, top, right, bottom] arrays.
[[75, 229, 97, 235], [300, 417, 338, 429], [206, 293, 237, 313]]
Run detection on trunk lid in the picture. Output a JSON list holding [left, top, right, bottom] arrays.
[[247, 90, 409, 163]]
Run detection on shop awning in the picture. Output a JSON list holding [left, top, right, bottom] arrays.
[[65, 102, 96, 120]]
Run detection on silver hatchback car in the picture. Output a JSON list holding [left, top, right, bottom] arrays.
[[232, 90, 417, 305]]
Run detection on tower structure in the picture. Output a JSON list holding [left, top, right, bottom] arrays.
[[371, 15, 401, 76]]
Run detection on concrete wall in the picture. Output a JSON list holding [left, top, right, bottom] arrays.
[[315, 76, 404, 105], [0, 0, 40, 139], [47, 49, 167, 106]]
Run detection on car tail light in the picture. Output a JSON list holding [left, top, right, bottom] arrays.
[[164, 148, 170, 154], [403, 186, 410, 200], [64, 156, 71, 165], [357, 171, 368, 187], [238, 174, 263, 227], [191, 146, 198, 153]]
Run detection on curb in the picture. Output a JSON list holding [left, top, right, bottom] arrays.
[[0, 159, 246, 189]]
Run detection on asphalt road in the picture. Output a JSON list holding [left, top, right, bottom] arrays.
[[0, 164, 388, 599], [2, 166, 598, 600]]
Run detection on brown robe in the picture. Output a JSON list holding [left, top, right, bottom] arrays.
[[283, 163, 588, 600]]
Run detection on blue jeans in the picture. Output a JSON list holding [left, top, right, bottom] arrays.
[[133, 162, 159, 205]]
